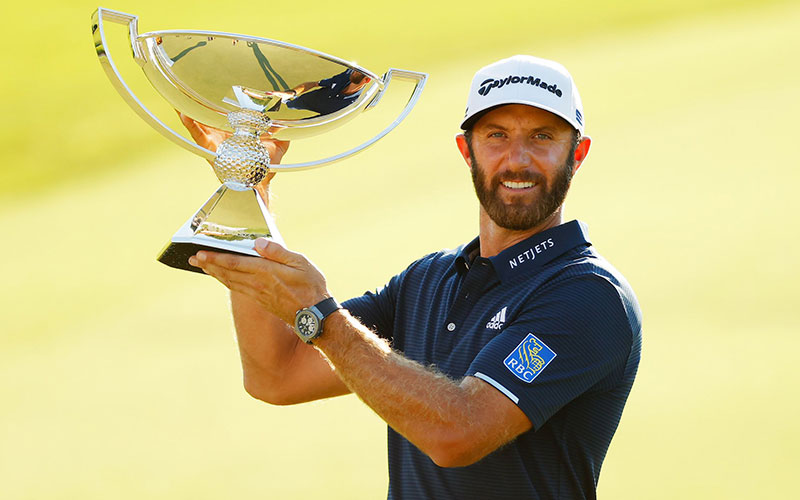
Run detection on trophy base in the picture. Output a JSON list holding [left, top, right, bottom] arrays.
[[157, 183, 283, 275], [157, 241, 252, 274]]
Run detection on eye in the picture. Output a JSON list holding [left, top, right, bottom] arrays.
[[488, 131, 506, 138], [533, 133, 552, 141]]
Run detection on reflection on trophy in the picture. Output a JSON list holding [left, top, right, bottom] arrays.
[[91, 8, 426, 274]]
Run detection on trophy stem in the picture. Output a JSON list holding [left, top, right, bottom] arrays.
[[158, 109, 282, 275], [157, 183, 283, 274]]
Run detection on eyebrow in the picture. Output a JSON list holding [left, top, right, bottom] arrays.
[[479, 123, 563, 134]]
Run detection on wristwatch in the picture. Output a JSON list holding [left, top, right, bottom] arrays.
[[293, 297, 341, 344]]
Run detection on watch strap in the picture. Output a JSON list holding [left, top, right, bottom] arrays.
[[313, 297, 341, 320]]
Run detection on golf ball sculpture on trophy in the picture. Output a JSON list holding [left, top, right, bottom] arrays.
[[92, 7, 426, 274]]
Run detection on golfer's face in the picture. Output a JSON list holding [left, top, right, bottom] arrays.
[[468, 104, 576, 230]]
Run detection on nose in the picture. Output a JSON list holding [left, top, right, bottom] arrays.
[[506, 137, 533, 170]]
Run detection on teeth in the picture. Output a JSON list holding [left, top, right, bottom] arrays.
[[502, 181, 535, 189]]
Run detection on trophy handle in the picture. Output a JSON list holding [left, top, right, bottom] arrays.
[[92, 8, 217, 162], [92, 8, 427, 170]]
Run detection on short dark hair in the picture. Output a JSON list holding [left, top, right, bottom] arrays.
[[350, 70, 368, 85]]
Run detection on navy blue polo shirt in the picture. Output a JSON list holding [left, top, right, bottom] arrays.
[[343, 220, 642, 500]]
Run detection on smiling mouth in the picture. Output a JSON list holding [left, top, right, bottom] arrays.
[[501, 181, 536, 189]]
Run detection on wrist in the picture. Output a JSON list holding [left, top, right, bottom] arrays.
[[309, 308, 346, 343], [293, 297, 341, 344]]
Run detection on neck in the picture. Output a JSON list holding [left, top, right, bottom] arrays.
[[342, 82, 364, 95], [478, 207, 564, 258]]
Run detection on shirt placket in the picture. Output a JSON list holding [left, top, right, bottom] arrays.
[[435, 258, 495, 358]]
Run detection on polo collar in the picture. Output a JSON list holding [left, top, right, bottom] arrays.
[[455, 220, 592, 282]]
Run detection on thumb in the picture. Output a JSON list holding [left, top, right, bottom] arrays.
[[177, 111, 204, 140], [254, 238, 300, 266], [177, 110, 194, 129]]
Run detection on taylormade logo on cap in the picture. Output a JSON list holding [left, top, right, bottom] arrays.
[[478, 75, 563, 98], [460, 55, 585, 135]]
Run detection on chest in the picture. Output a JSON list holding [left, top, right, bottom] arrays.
[[392, 266, 534, 377]]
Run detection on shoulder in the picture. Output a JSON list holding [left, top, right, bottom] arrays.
[[322, 69, 352, 86], [342, 244, 466, 338], [525, 247, 642, 345], [359, 244, 465, 298], [543, 246, 637, 303], [402, 244, 466, 276]]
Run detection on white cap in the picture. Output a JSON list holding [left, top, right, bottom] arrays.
[[460, 55, 584, 135]]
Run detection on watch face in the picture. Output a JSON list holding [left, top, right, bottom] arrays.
[[295, 310, 320, 339]]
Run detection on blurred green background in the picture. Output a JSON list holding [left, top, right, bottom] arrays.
[[1, 1, 798, 498]]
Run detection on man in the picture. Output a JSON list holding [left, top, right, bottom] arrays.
[[186, 55, 642, 499], [264, 68, 372, 116]]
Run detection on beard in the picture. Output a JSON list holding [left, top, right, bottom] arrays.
[[469, 142, 576, 231]]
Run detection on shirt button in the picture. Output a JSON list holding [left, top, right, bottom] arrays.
[[446, 322, 456, 332]]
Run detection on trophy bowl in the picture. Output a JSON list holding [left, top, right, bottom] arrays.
[[92, 7, 426, 273]]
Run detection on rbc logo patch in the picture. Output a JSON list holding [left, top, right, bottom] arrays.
[[504, 333, 556, 383]]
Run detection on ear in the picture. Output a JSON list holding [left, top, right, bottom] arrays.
[[572, 136, 592, 175], [455, 133, 472, 168]]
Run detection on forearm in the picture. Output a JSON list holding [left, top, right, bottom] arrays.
[[230, 291, 296, 394], [231, 291, 347, 404], [314, 311, 506, 466], [226, 190, 292, 394], [291, 81, 320, 95]]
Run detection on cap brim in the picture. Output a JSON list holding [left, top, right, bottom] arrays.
[[460, 100, 580, 134]]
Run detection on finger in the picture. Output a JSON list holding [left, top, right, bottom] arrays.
[[195, 257, 294, 318], [274, 140, 290, 159], [189, 252, 260, 285], [177, 111, 209, 143], [253, 239, 305, 268], [177, 111, 199, 132], [193, 250, 275, 275], [261, 135, 290, 163], [197, 260, 265, 298], [180, 112, 210, 134]]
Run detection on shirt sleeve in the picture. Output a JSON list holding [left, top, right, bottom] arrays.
[[342, 270, 404, 342], [466, 274, 634, 430]]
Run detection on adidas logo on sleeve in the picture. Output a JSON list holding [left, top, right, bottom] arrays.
[[485, 306, 508, 330]]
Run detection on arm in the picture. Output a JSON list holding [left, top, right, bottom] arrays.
[[191, 241, 532, 467], [263, 80, 320, 101], [315, 311, 531, 467], [291, 80, 321, 95]]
